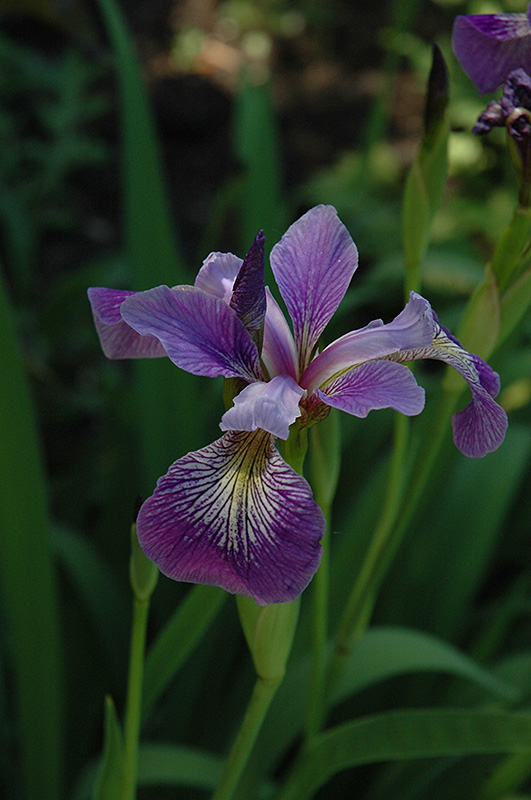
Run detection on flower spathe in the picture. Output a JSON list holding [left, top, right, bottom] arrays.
[[88, 205, 508, 605], [452, 3, 531, 94]]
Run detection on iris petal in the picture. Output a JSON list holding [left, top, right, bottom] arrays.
[[390, 324, 508, 457], [452, 13, 531, 93], [136, 430, 324, 605], [301, 292, 434, 390], [229, 231, 267, 348], [318, 360, 425, 418], [220, 375, 304, 440], [262, 288, 299, 379], [270, 205, 359, 371], [194, 252, 242, 302], [121, 285, 262, 381], [87, 287, 167, 359]]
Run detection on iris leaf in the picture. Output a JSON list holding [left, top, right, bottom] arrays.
[[0, 265, 63, 800], [142, 585, 227, 719], [252, 625, 517, 783], [94, 696, 124, 800], [234, 75, 285, 271], [52, 525, 129, 682], [277, 709, 531, 800], [74, 742, 224, 799], [95, 0, 200, 486]]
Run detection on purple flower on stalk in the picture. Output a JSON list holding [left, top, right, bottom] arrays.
[[88, 205, 507, 605], [452, 3, 531, 94]]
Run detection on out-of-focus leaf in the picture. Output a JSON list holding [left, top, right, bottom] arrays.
[[491, 205, 531, 291], [499, 265, 531, 346], [331, 627, 518, 705], [74, 742, 224, 799], [0, 266, 63, 800], [96, 0, 201, 487], [277, 709, 531, 800], [52, 526, 129, 681], [143, 585, 227, 719], [234, 74, 285, 270], [402, 44, 449, 294], [407, 424, 531, 641], [94, 696, 124, 800], [253, 625, 516, 784]]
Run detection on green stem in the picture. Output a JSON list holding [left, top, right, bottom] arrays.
[[305, 506, 331, 740], [210, 677, 280, 800], [491, 204, 531, 291], [122, 595, 150, 800], [304, 411, 340, 739], [280, 420, 308, 475], [330, 413, 410, 679]]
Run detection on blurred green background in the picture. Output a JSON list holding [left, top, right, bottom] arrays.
[[0, 1, 530, 799]]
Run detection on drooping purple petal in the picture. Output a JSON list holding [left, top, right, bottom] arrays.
[[451, 389, 507, 458], [262, 288, 298, 379], [194, 252, 242, 302], [317, 360, 425, 418], [136, 430, 324, 605], [220, 375, 304, 440], [88, 287, 167, 359], [120, 285, 262, 381], [229, 231, 266, 348], [300, 292, 435, 391], [270, 205, 359, 371], [452, 12, 531, 94], [390, 323, 508, 457]]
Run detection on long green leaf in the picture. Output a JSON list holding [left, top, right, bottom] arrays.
[[331, 627, 519, 706], [402, 44, 448, 295], [0, 266, 63, 800], [95, 0, 200, 487], [278, 709, 531, 800], [234, 74, 285, 265], [73, 742, 224, 799], [253, 625, 516, 783], [411, 424, 531, 642], [142, 585, 227, 719], [52, 526, 129, 681], [94, 696, 124, 800], [95, 0, 183, 282]]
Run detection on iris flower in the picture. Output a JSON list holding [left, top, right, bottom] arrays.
[[452, 3, 531, 94], [88, 205, 507, 605]]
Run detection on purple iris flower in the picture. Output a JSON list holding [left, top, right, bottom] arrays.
[[88, 205, 507, 605], [452, 3, 531, 94]]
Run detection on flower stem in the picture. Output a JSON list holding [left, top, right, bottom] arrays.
[[491, 203, 531, 291], [304, 411, 340, 739], [121, 595, 150, 800], [330, 413, 410, 675], [305, 507, 330, 740], [210, 677, 280, 800]]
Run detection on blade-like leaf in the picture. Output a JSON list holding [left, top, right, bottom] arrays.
[[142, 585, 226, 719], [252, 626, 517, 782], [73, 742, 224, 799], [234, 75, 285, 268], [0, 265, 63, 800], [278, 709, 531, 800], [52, 526, 129, 681], [95, 0, 200, 487], [331, 627, 519, 706], [94, 696, 124, 800], [499, 264, 531, 346], [402, 44, 449, 295]]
